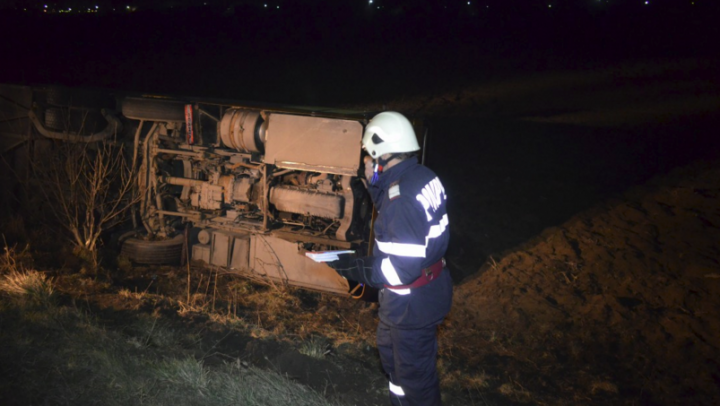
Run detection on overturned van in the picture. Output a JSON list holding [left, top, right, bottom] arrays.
[[0, 84, 419, 296]]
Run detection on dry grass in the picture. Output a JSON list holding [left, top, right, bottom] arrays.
[[0, 244, 54, 307], [299, 336, 332, 359], [0, 269, 54, 302], [0, 241, 33, 273], [118, 287, 147, 300], [441, 369, 491, 391], [590, 380, 619, 395], [497, 381, 533, 403]]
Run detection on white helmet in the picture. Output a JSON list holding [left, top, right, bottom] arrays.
[[362, 112, 420, 159]]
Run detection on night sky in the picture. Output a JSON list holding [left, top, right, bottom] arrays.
[[0, 0, 717, 103]]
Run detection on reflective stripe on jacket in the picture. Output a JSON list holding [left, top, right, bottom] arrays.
[[367, 157, 453, 328]]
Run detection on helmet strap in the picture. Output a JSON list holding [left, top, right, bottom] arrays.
[[371, 153, 402, 185], [378, 153, 402, 168]]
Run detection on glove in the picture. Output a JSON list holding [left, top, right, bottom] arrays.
[[363, 156, 374, 185], [327, 254, 374, 286], [326, 253, 355, 271]]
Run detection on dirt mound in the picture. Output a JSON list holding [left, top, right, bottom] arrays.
[[446, 159, 720, 405]]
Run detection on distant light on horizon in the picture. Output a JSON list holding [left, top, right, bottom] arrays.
[[26, 0, 710, 17]]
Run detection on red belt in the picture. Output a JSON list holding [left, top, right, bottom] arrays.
[[384, 258, 445, 291]]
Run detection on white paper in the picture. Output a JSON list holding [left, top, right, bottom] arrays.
[[305, 250, 355, 263]]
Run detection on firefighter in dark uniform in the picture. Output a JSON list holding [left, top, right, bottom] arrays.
[[328, 111, 452, 406]]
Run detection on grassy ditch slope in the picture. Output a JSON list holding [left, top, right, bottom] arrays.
[[0, 253, 349, 406]]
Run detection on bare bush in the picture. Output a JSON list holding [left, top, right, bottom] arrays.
[[33, 140, 141, 267]]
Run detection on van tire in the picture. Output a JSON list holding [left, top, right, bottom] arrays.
[[121, 98, 186, 122], [44, 107, 107, 134], [120, 233, 185, 265]]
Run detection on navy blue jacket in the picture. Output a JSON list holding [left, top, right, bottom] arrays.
[[366, 157, 453, 329]]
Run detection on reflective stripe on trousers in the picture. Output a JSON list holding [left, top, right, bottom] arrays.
[[377, 321, 442, 406], [389, 381, 405, 397]]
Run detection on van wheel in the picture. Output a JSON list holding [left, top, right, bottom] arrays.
[[120, 233, 185, 265], [121, 98, 186, 122], [45, 107, 107, 135]]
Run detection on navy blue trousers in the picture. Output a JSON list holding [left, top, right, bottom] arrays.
[[377, 321, 441, 406]]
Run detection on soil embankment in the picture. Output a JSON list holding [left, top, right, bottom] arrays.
[[445, 159, 720, 405]]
